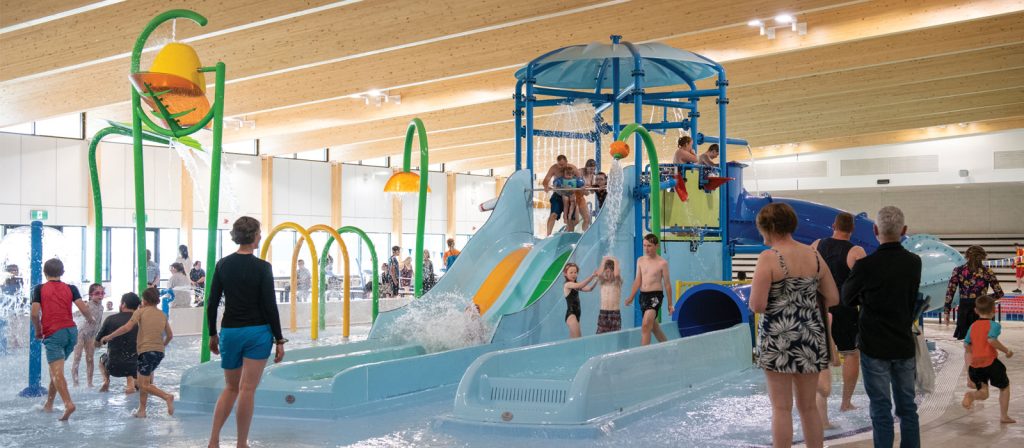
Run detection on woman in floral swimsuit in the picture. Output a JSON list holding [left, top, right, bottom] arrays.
[[946, 245, 1004, 340]]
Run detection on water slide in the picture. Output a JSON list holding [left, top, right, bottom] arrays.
[[178, 169, 639, 417]]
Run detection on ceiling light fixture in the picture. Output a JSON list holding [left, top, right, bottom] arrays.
[[749, 14, 807, 39], [352, 89, 401, 107]]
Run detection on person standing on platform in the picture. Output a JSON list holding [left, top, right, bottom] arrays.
[[842, 206, 921, 448], [812, 212, 868, 414]]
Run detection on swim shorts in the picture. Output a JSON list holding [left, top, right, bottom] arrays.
[[137, 351, 165, 377], [549, 192, 564, 220], [828, 305, 860, 353], [969, 358, 1009, 390], [100, 352, 138, 378], [639, 291, 663, 315], [43, 326, 77, 363], [596, 309, 621, 334], [219, 324, 273, 370]]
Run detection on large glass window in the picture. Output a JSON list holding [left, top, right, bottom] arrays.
[[158, 228, 180, 280], [110, 228, 135, 294], [296, 149, 328, 162], [223, 140, 258, 155], [0, 122, 33, 135], [34, 113, 84, 139], [269, 229, 297, 277], [360, 156, 389, 167]]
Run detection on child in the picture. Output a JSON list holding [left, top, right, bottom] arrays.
[[698, 143, 720, 166], [673, 135, 698, 164], [625, 234, 675, 345], [101, 288, 174, 418], [96, 292, 141, 394], [961, 295, 1015, 423], [595, 256, 623, 334], [563, 263, 597, 338], [593, 172, 608, 209], [71, 283, 105, 387], [30, 258, 95, 421], [553, 166, 582, 232]]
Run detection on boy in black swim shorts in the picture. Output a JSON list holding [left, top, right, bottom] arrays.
[[626, 234, 675, 345]]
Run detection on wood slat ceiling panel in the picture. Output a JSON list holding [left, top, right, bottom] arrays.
[[0, 0, 96, 28], [0, 0, 344, 81]]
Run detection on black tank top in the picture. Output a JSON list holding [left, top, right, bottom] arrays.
[[816, 238, 854, 291]]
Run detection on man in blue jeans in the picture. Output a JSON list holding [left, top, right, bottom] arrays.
[[842, 206, 921, 447]]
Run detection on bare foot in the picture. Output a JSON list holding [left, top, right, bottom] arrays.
[[166, 396, 175, 416], [99, 383, 109, 393], [962, 392, 975, 410], [824, 422, 837, 430], [1001, 416, 1016, 424], [87, 382, 94, 388], [133, 410, 147, 418], [840, 402, 858, 412], [59, 403, 76, 421], [126, 387, 136, 395], [42, 402, 54, 413]]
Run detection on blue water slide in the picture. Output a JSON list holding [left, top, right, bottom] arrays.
[[178, 168, 640, 417]]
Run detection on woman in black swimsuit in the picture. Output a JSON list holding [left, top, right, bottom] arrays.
[[562, 262, 598, 338]]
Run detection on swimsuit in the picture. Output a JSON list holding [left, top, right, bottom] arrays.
[[564, 288, 581, 322], [756, 250, 829, 374], [639, 291, 663, 315], [596, 309, 621, 334]]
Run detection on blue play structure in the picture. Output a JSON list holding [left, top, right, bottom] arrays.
[[18, 221, 46, 398], [179, 36, 963, 435]]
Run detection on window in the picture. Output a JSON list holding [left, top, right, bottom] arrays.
[[269, 229, 297, 277], [223, 139, 258, 155], [360, 156, 389, 167], [429, 163, 444, 172], [0, 122, 33, 135], [110, 228, 135, 293], [34, 113, 84, 139], [468, 169, 493, 176], [296, 148, 328, 162]]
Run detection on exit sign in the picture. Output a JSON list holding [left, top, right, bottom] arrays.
[[29, 209, 48, 221]]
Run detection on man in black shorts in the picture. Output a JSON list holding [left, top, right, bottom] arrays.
[[96, 292, 141, 393], [542, 155, 583, 236], [813, 212, 867, 411], [625, 234, 675, 345]]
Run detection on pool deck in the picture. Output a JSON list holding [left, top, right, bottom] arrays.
[[835, 321, 1024, 447]]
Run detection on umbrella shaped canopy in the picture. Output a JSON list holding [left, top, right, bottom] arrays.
[[515, 41, 718, 90]]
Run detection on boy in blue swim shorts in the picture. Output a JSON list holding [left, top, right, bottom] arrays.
[[102, 288, 174, 417], [31, 258, 94, 421]]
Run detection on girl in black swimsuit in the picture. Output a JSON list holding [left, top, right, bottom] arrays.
[[562, 263, 598, 338]]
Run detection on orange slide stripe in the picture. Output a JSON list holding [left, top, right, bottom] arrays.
[[473, 247, 532, 314]]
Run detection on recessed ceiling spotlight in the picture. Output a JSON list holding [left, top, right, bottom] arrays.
[[774, 14, 794, 24], [747, 19, 763, 27], [958, 122, 969, 127], [366, 89, 382, 97]]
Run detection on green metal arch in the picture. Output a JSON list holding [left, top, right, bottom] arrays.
[[318, 226, 380, 326]]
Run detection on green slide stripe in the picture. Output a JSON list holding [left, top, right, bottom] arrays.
[[525, 251, 572, 307]]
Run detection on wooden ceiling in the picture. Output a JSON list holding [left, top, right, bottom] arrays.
[[2, 0, 1022, 173]]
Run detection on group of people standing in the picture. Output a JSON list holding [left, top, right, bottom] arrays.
[[144, 246, 206, 309], [379, 239, 462, 298], [752, 204, 1015, 448]]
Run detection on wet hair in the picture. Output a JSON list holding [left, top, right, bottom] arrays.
[[178, 245, 189, 260], [447, 238, 455, 247], [170, 262, 185, 274], [230, 216, 261, 245], [708, 144, 720, 153], [121, 292, 141, 310], [975, 295, 995, 316], [43, 258, 64, 277], [557, 155, 567, 162], [585, 159, 596, 168], [599, 259, 622, 286], [756, 203, 798, 237], [141, 287, 160, 306], [833, 212, 855, 233], [562, 166, 575, 177], [876, 206, 905, 238], [965, 245, 987, 272], [88, 283, 104, 296], [644, 233, 660, 245], [562, 262, 579, 281], [677, 135, 692, 147]]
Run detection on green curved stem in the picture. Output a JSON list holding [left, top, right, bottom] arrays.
[[319, 226, 379, 324], [88, 126, 169, 283], [616, 123, 661, 247], [199, 62, 226, 363], [400, 118, 429, 298]]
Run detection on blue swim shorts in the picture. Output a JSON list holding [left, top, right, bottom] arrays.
[[43, 327, 78, 364], [137, 351, 165, 376], [549, 192, 564, 220], [219, 324, 273, 370]]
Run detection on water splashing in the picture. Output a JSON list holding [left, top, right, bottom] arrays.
[[379, 291, 491, 353], [744, 144, 760, 196], [602, 159, 625, 254]]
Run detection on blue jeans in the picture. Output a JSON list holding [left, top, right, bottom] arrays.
[[861, 353, 920, 448]]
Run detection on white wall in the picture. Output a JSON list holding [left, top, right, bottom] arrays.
[[746, 129, 1024, 192], [453, 174, 494, 234], [271, 158, 331, 228]]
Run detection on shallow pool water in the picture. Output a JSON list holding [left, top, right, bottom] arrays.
[[0, 330, 894, 448]]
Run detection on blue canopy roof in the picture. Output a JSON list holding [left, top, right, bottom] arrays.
[[515, 41, 719, 90]]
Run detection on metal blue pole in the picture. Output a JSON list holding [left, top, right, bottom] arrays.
[[612, 59, 620, 139], [19, 220, 46, 398], [515, 79, 524, 171], [525, 77, 535, 181], [717, 71, 731, 282], [624, 41, 645, 327]]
